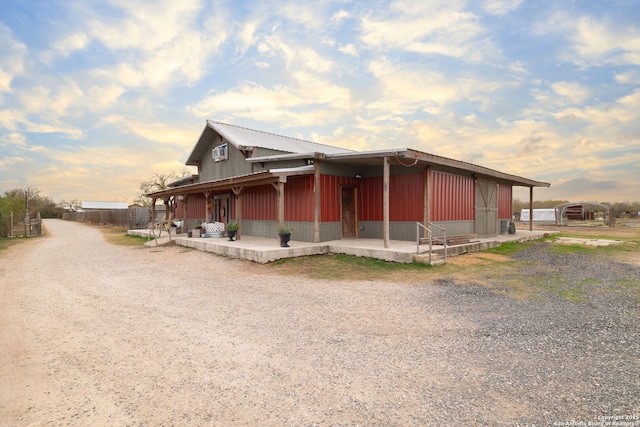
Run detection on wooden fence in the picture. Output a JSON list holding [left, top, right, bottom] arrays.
[[63, 208, 153, 229]]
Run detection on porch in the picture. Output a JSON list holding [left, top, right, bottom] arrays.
[[128, 228, 552, 264]]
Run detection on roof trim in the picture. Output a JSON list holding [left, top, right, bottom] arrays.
[[247, 151, 326, 163], [322, 148, 549, 188], [147, 170, 284, 199]]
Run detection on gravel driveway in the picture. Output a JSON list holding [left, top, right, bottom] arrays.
[[1, 219, 638, 426]]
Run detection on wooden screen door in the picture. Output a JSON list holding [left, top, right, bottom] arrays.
[[341, 187, 356, 238]]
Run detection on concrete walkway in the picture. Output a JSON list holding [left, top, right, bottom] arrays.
[[128, 228, 553, 264]]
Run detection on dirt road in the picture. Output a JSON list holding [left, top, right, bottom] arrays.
[[1, 219, 638, 426]]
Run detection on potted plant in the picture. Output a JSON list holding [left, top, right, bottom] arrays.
[[226, 221, 238, 241], [277, 224, 293, 247], [192, 220, 202, 238]]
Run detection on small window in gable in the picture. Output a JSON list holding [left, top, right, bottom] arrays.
[[212, 143, 228, 162]]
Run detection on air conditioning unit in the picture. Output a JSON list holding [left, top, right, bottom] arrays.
[[212, 143, 228, 162]]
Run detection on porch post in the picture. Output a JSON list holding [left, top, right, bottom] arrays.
[[182, 194, 188, 231], [424, 166, 431, 226], [277, 181, 285, 226], [314, 160, 321, 243], [232, 187, 243, 240], [383, 156, 390, 248], [529, 186, 533, 231], [164, 197, 171, 221], [203, 191, 211, 221], [151, 199, 157, 225]]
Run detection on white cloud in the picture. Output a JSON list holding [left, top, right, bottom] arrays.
[[42, 31, 90, 63], [359, 1, 499, 62], [339, 44, 358, 56], [0, 132, 26, 147], [482, 0, 523, 15], [0, 156, 26, 169], [614, 70, 640, 84], [189, 74, 353, 128], [0, 24, 27, 92], [52, 0, 229, 92], [551, 81, 589, 104], [365, 60, 508, 116], [545, 14, 640, 67], [101, 114, 200, 149], [331, 10, 350, 24]]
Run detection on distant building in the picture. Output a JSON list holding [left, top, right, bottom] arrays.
[[520, 209, 557, 222], [81, 201, 128, 210]]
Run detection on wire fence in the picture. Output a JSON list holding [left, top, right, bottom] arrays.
[[0, 212, 42, 238]]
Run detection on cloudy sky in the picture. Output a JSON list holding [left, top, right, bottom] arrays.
[[1, 0, 639, 204]]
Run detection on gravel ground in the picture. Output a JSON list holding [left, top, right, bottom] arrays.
[[1, 219, 638, 426]]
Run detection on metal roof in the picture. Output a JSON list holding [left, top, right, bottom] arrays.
[[247, 147, 550, 188], [181, 121, 549, 189], [186, 121, 354, 166], [81, 201, 128, 210]]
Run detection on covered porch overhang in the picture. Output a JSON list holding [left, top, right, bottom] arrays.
[[248, 148, 551, 247], [146, 166, 319, 241]]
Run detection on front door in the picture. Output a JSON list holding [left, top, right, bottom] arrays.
[[341, 187, 356, 238]]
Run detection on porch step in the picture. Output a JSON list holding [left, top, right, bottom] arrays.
[[413, 253, 447, 266], [420, 234, 479, 246]]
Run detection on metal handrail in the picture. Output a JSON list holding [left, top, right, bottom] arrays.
[[416, 222, 448, 264]]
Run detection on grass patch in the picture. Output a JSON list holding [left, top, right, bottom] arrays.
[[549, 243, 597, 255], [0, 237, 26, 253], [484, 241, 533, 256], [514, 274, 588, 302], [613, 278, 640, 303], [269, 253, 434, 281], [99, 226, 152, 247]]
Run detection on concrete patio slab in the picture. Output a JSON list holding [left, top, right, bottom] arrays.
[[128, 228, 553, 264]]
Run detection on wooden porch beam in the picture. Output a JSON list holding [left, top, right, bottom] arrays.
[[232, 187, 243, 240], [277, 181, 285, 226], [529, 186, 533, 231], [203, 191, 211, 221], [424, 166, 431, 227], [314, 160, 321, 243], [383, 156, 390, 248]]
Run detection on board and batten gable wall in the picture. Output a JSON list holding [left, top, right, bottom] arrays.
[[199, 136, 251, 181], [199, 135, 310, 182]]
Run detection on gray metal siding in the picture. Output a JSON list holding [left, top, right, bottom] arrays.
[[360, 220, 474, 240], [200, 140, 253, 182], [239, 220, 319, 242], [320, 222, 342, 241]]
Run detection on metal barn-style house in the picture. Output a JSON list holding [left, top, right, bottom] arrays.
[[147, 120, 550, 247]]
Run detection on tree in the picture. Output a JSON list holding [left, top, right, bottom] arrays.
[[0, 187, 62, 236], [133, 170, 190, 207]]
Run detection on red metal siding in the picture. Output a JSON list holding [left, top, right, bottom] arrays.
[[320, 175, 358, 222], [430, 171, 475, 221], [353, 173, 424, 222], [243, 185, 277, 220], [389, 173, 424, 221], [284, 176, 314, 222], [359, 177, 382, 221], [185, 195, 207, 220], [497, 184, 513, 220]]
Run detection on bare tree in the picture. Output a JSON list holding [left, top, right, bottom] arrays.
[[133, 170, 189, 207]]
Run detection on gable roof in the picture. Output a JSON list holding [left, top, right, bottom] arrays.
[[177, 120, 550, 191], [186, 120, 354, 166]]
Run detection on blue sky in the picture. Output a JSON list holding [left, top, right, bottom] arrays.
[[1, 0, 639, 204]]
